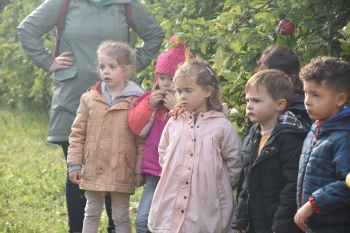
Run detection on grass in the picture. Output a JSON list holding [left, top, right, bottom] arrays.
[[0, 109, 143, 233]]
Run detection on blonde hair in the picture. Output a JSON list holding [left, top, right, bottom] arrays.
[[96, 40, 136, 75], [171, 57, 222, 119], [246, 69, 293, 111]]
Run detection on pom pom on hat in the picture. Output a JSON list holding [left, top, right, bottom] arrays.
[[155, 34, 193, 78]]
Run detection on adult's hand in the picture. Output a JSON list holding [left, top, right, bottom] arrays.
[[49, 51, 75, 72], [148, 89, 165, 108]]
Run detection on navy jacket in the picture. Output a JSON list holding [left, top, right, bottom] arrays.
[[297, 107, 350, 228]]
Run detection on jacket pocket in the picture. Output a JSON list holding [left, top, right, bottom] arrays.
[[216, 180, 228, 209], [52, 63, 78, 82], [82, 150, 94, 182], [125, 152, 136, 170]]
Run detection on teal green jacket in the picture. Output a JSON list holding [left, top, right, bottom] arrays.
[[17, 0, 165, 143]]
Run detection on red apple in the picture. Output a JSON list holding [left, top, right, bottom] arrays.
[[278, 19, 295, 36]]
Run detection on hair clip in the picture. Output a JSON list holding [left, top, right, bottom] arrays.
[[206, 66, 214, 76]]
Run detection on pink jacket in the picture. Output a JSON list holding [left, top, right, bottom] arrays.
[[128, 91, 170, 176], [148, 106, 243, 233]]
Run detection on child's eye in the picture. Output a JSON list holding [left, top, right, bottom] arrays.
[[99, 65, 105, 69], [177, 90, 182, 94], [186, 89, 192, 93], [159, 77, 164, 80], [313, 94, 319, 97], [110, 65, 116, 69]]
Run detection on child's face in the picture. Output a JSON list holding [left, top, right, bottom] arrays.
[[304, 80, 344, 121], [246, 84, 282, 130], [175, 76, 211, 116], [158, 73, 174, 91], [98, 54, 127, 90]]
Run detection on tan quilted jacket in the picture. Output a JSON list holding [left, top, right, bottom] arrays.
[[67, 81, 145, 194]]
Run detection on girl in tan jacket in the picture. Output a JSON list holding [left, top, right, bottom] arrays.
[[67, 41, 145, 233]]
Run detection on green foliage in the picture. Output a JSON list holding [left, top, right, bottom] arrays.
[[0, 109, 143, 232], [140, 0, 350, 135], [1, 0, 350, 133], [0, 0, 54, 112]]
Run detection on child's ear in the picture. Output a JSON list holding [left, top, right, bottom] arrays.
[[123, 65, 132, 78], [336, 93, 347, 107], [205, 86, 213, 98], [276, 99, 287, 112]]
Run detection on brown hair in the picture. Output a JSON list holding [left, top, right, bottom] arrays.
[[246, 69, 294, 111], [300, 56, 350, 97], [171, 57, 222, 119], [96, 40, 136, 75], [255, 45, 302, 91]]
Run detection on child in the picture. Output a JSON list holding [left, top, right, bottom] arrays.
[[246, 45, 312, 134], [294, 57, 350, 233], [232, 69, 308, 233], [67, 41, 145, 233], [128, 34, 193, 233], [148, 57, 243, 233]]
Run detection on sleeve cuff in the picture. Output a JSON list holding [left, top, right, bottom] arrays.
[[309, 196, 322, 215], [67, 162, 82, 173]]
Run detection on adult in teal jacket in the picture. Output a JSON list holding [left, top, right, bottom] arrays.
[[17, 0, 164, 232]]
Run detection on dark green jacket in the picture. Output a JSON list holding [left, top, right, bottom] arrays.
[[17, 0, 164, 142]]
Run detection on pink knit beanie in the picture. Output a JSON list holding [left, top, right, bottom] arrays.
[[155, 35, 193, 81]]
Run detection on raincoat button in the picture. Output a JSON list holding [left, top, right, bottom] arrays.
[[190, 126, 193, 129], [201, 114, 204, 117], [186, 181, 189, 185], [271, 147, 274, 150], [188, 167, 191, 170], [181, 210, 184, 213], [190, 116, 192, 119], [265, 151, 268, 154], [184, 196, 187, 199], [197, 126, 199, 128], [190, 153, 193, 156]]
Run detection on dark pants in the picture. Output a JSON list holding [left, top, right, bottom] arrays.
[[61, 142, 115, 233]]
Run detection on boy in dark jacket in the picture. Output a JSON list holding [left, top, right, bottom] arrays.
[[232, 69, 308, 233], [294, 57, 350, 233]]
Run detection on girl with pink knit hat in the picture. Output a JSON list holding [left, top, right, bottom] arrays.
[[128, 35, 193, 233]]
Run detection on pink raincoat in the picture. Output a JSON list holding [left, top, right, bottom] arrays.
[[148, 105, 242, 233]]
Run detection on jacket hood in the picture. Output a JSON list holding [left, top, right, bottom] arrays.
[[311, 106, 350, 137], [249, 111, 306, 136], [327, 106, 350, 123], [180, 103, 229, 120], [90, 81, 144, 97]]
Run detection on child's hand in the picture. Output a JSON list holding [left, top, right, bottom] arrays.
[[135, 174, 145, 187], [148, 90, 166, 108], [69, 170, 82, 185], [294, 201, 314, 231], [163, 91, 177, 110], [236, 229, 245, 233]]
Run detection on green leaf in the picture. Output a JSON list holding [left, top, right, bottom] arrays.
[[302, 18, 322, 30], [308, 38, 322, 44]]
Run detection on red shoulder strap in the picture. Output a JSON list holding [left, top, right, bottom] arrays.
[[124, 3, 131, 43], [55, 0, 71, 58]]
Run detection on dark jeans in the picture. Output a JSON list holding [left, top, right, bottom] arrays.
[[61, 142, 115, 233], [305, 225, 350, 233]]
